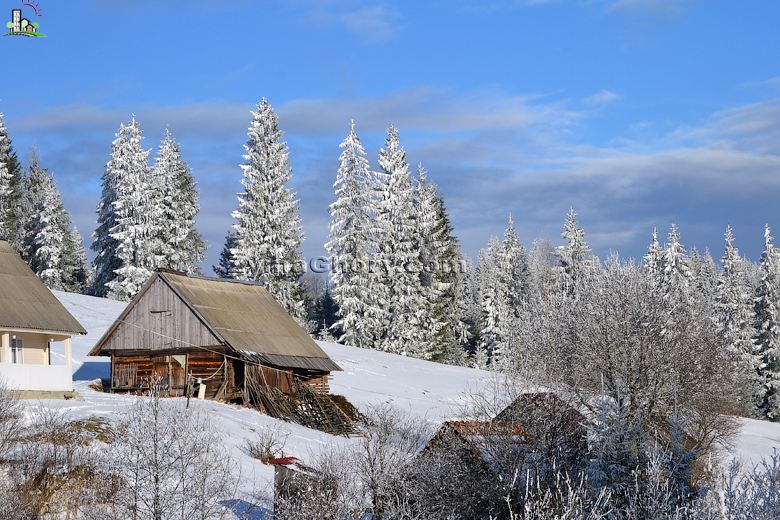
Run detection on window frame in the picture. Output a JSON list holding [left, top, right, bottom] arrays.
[[10, 336, 24, 364]]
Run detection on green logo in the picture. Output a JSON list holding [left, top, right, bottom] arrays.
[[6, 4, 44, 38]]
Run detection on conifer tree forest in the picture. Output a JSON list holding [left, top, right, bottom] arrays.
[[2, 101, 780, 428]]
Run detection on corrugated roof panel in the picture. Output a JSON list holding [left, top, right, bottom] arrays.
[[0, 241, 86, 335], [161, 272, 341, 371]]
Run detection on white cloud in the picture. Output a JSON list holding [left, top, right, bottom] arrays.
[[584, 89, 621, 106], [278, 87, 580, 134], [10, 83, 780, 266], [339, 6, 401, 42], [606, 0, 690, 15]]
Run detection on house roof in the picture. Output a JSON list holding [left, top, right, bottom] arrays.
[[495, 392, 587, 425], [446, 420, 527, 438], [0, 240, 86, 335], [91, 270, 341, 372]]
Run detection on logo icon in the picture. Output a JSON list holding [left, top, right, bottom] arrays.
[[6, 2, 44, 38]]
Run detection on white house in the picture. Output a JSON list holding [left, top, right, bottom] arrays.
[[0, 240, 86, 396]]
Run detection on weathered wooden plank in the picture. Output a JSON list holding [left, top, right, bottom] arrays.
[[101, 277, 220, 353]]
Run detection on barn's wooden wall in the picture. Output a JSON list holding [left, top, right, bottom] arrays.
[[303, 374, 331, 394], [102, 277, 220, 353], [111, 350, 231, 399], [187, 351, 230, 399]]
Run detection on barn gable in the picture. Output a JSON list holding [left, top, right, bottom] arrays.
[[90, 274, 221, 354]]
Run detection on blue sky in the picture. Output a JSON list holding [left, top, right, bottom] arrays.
[[1, 0, 779, 271]]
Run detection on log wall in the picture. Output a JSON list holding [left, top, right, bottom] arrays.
[[111, 350, 230, 399]]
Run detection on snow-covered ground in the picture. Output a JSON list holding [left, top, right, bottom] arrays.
[[21, 290, 780, 515], [35, 290, 498, 514]]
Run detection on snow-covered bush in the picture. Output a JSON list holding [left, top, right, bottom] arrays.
[[98, 384, 238, 520], [245, 425, 289, 463], [722, 450, 780, 519]]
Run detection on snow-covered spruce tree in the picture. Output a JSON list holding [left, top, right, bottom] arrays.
[[559, 207, 592, 289], [433, 194, 470, 364], [14, 153, 63, 288], [213, 229, 237, 278], [222, 99, 305, 320], [92, 116, 154, 301], [643, 227, 664, 284], [14, 153, 88, 292], [486, 215, 530, 370], [0, 113, 22, 243], [414, 164, 465, 361], [60, 227, 90, 293], [456, 257, 480, 359], [0, 154, 12, 243], [27, 162, 67, 290], [696, 248, 719, 306], [475, 237, 507, 368], [150, 129, 205, 273], [689, 247, 702, 288], [326, 122, 382, 349], [372, 125, 429, 356], [501, 215, 530, 316], [528, 238, 559, 303], [0, 112, 14, 242], [753, 225, 780, 420], [312, 287, 340, 340], [661, 224, 692, 302], [688, 246, 719, 306], [716, 227, 757, 361]]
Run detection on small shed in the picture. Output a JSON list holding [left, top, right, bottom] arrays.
[[422, 393, 589, 483], [89, 270, 341, 400]]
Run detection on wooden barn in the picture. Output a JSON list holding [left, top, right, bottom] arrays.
[[88, 270, 342, 401]]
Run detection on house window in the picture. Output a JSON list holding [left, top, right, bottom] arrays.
[[10, 337, 23, 364]]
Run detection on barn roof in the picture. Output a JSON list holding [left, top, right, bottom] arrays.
[[0, 240, 86, 335], [91, 270, 340, 372]]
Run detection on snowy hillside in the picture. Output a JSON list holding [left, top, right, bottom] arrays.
[[52, 289, 494, 421], [40, 290, 499, 511], [30, 290, 780, 514], [52, 290, 127, 380]]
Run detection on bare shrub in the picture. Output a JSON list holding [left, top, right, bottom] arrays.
[[273, 446, 360, 520], [352, 404, 432, 516], [269, 405, 431, 519], [92, 383, 239, 520], [0, 377, 21, 460], [246, 425, 289, 463], [0, 477, 35, 519], [8, 407, 112, 518], [722, 450, 780, 519]]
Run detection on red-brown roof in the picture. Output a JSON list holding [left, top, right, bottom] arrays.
[[268, 456, 300, 466], [446, 420, 527, 437]]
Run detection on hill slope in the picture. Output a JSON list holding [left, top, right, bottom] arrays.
[[34, 290, 780, 513]]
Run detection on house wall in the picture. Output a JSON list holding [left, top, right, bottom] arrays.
[[15, 332, 48, 364], [0, 330, 61, 365], [100, 277, 220, 353], [0, 363, 72, 392]]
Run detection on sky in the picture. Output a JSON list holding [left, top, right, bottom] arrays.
[[1, 0, 779, 273]]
